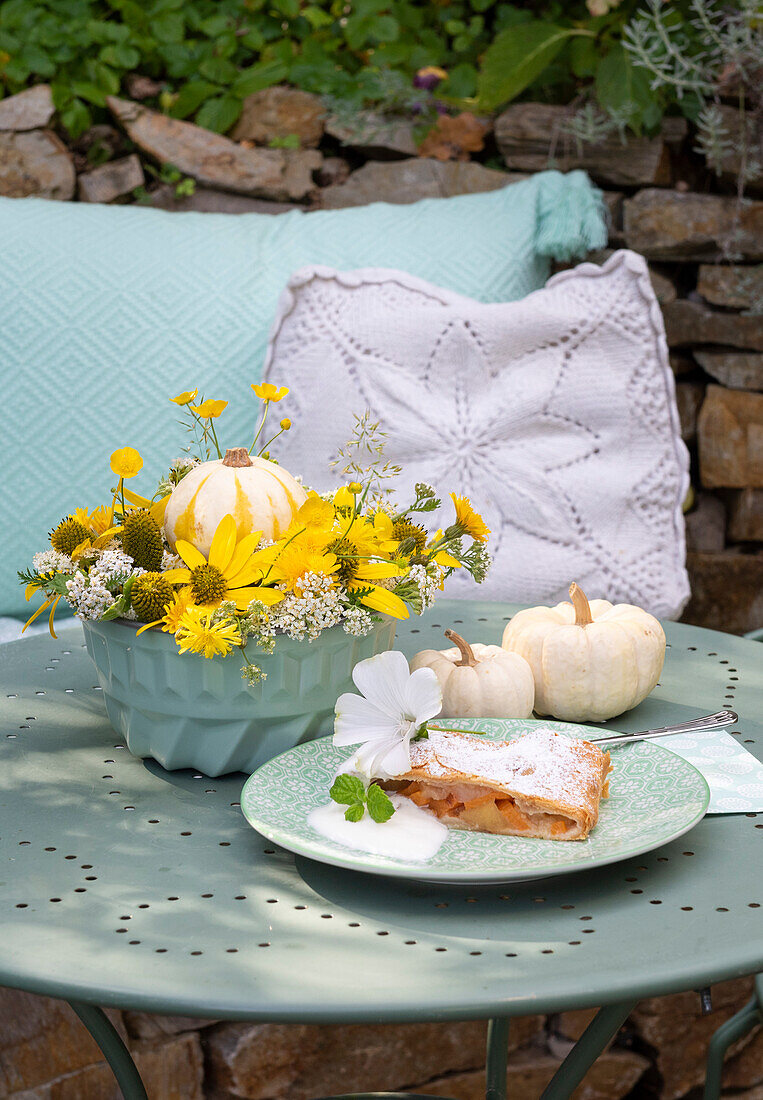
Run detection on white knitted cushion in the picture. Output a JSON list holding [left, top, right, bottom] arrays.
[[263, 250, 690, 618]]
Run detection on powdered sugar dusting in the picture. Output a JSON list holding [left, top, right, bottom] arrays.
[[409, 728, 606, 806]]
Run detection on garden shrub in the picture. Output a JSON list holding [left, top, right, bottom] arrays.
[[0, 0, 759, 181]]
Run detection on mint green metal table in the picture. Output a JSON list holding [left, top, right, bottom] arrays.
[[1, 600, 762, 1100]]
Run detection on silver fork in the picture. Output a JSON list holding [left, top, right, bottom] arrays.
[[587, 709, 739, 748]]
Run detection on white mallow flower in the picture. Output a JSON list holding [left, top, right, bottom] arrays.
[[334, 651, 442, 780]]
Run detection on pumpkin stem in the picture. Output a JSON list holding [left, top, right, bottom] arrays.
[[223, 447, 253, 468], [569, 582, 593, 627], [445, 628, 478, 667]]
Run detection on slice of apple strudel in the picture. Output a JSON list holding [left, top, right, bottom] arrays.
[[382, 728, 611, 841]]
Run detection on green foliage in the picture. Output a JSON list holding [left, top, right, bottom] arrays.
[[477, 23, 593, 112], [0, 0, 757, 151]]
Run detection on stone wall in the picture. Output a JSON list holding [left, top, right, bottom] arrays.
[[1, 83, 761, 634], [0, 980, 761, 1099]]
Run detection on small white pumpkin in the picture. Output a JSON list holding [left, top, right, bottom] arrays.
[[164, 447, 307, 555], [502, 583, 666, 722], [411, 629, 535, 720]]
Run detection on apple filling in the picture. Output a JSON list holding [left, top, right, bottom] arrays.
[[383, 779, 576, 838]]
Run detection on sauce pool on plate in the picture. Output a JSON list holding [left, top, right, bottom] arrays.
[[307, 793, 448, 861]]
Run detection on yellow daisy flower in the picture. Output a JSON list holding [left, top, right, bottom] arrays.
[[135, 587, 193, 638], [123, 488, 170, 526], [110, 447, 143, 479], [328, 525, 409, 618], [269, 541, 339, 596], [189, 398, 228, 419], [161, 589, 193, 633], [73, 504, 114, 537], [164, 513, 284, 611], [450, 493, 490, 543], [251, 382, 289, 402], [22, 592, 61, 638], [175, 607, 242, 659], [427, 528, 462, 570], [170, 389, 198, 406]]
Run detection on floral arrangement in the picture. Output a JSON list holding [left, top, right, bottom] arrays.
[[20, 384, 491, 683]]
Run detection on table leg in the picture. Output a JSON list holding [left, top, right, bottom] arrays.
[[538, 1001, 636, 1100], [68, 1001, 148, 1100], [704, 997, 760, 1100], [485, 1017, 510, 1100]]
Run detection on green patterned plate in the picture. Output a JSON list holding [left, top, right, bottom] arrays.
[[240, 718, 710, 884]]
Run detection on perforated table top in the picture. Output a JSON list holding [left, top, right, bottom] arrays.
[[1, 600, 761, 1023]]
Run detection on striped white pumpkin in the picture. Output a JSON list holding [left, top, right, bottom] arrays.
[[163, 450, 307, 556]]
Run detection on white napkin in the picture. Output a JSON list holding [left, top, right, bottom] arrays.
[[656, 729, 763, 813]]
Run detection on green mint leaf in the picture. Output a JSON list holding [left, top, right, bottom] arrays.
[[330, 773, 366, 806], [367, 783, 395, 823], [344, 803, 365, 822]]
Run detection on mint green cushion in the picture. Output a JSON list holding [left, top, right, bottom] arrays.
[[1, 169, 605, 617]]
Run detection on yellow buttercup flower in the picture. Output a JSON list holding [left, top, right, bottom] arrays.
[[450, 493, 490, 543], [294, 493, 336, 530], [370, 511, 398, 553], [280, 418, 291, 430], [170, 389, 198, 406], [110, 447, 143, 479], [252, 383, 289, 402], [175, 607, 242, 659], [189, 398, 228, 419], [163, 513, 284, 611]]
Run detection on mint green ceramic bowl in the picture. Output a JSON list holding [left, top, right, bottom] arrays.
[[82, 618, 396, 776]]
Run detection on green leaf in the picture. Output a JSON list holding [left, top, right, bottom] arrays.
[[370, 14, 399, 42], [92, 63, 121, 96], [51, 82, 73, 110], [367, 783, 395, 823], [440, 62, 477, 99], [595, 43, 657, 134], [47, 574, 72, 596], [169, 80, 220, 119], [70, 80, 107, 107], [151, 11, 185, 44], [59, 97, 91, 138], [302, 6, 334, 30], [273, 0, 300, 17], [232, 60, 288, 98], [477, 22, 590, 112], [329, 773, 366, 806], [101, 595, 127, 621], [200, 14, 230, 37], [569, 35, 598, 79], [344, 803, 365, 822], [19, 44, 55, 77], [195, 93, 241, 134], [198, 55, 239, 84], [100, 43, 140, 69]]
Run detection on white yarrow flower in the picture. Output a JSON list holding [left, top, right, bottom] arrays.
[[334, 651, 442, 780]]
